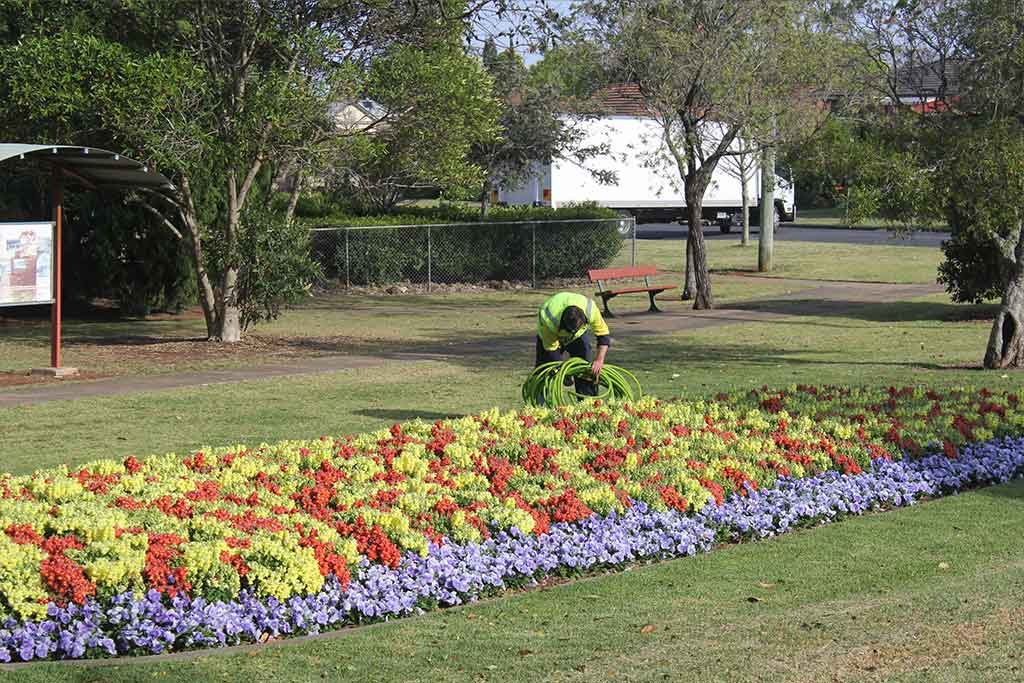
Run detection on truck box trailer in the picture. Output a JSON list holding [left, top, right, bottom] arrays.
[[497, 115, 794, 233]]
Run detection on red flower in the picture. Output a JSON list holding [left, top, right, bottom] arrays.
[[537, 489, 592, 524], [143, 533, 190, 597], [5, 523, 41, 545], [658, 486, 688, 512], [699, 478, 725, 506]]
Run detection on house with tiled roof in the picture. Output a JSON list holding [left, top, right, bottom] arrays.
[[891, 59, 963, 113]]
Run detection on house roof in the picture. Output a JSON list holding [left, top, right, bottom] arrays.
[[0, 144, 174, 190], [591, 83, 653, 116], [894, 59, 963, 99]]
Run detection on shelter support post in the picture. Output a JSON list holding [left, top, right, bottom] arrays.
[[31, 166, 77, 377], [51, 166, 62, 368]]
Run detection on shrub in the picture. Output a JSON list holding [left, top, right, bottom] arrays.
[[64, 194, 196, 316], [938, 232, 1007, 304], [210, 205, 321, 330]]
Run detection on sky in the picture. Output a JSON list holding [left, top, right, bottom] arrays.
[[469, 0, 576, 65]]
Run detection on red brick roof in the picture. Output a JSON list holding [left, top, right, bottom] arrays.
[[591, 83, 653, 117]]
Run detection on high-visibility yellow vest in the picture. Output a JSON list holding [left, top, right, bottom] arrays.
[[536, 292, 610, 351]]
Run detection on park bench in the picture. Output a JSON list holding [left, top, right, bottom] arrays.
[[588, 265, 677, 318]]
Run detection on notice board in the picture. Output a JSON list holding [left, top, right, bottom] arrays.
[[0, 222, 54, 306]]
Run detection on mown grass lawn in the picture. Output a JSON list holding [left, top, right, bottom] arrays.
[[1, 238, 941, 377], [0, 272, 808, 377], [0, 238, 1019, 681], [614, 238, 943, 284], [6, 480, 1021, 683], [0, 293, 1005, 474]]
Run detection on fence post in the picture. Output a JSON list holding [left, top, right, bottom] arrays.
[[631, 218, 637, 266], [344, 229, 350, 289], [427, 226, 432, 292], [531, 223, 537, 288]]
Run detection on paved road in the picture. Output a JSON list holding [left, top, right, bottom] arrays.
[[637, 223, 947, 247]]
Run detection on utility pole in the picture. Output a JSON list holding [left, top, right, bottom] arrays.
[[758, 144, 775, 272]]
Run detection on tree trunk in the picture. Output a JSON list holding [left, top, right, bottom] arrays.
[[269, 158, 296, 199], [740, 173, 750, 247], [285, 173, 304, 223], [685, 191, 713, 310], [984, 228, 1024, 368], [218, 269, 243, 343], [480, 181, 490, 218], [178, 177, 218, 338], [758, 146, 776, 273], [682, 230, 695, 300]]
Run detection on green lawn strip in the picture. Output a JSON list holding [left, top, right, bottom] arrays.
[[0, 294, 1004, 474], [0, 360, 520, 475], [0, 275, 810, 377], [795, 206, 949, 232], [616, 295, 1000, 397], [8, 480, 1022, 682], [2, 241, 942, 376], [615, 238, 942, 284]]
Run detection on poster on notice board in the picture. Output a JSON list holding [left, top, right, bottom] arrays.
[[0, 222, 54, 306]]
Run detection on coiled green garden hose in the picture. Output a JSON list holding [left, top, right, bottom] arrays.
[[521, 358, 642, 407]]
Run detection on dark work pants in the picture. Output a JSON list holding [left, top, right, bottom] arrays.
[[535, 331, 598, 397]]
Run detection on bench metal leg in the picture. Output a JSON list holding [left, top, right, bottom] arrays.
[[601, 296, 616, 318], [648, 292, 663, 313]]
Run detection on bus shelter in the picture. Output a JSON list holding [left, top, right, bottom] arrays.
[[0, 144, 174, 376]]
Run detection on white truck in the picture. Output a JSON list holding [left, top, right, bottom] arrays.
[[497, 115, 795, 233]]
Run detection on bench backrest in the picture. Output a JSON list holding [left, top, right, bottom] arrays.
[[588, 265, 658, 282]]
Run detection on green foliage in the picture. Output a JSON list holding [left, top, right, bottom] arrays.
[[334, 44, 501, 212], [0, 0, 469, 339], [303, 202, 618, 226], [532, 217, 622, 278], [931, 120, 1024, 304], [815, 0, 1024, 321], [64, 195, 196, 315], [473, 41, 612, 206], [213, 205, 321, 331], [938, 233, 1007, 304], [783, 118, 882, 210]]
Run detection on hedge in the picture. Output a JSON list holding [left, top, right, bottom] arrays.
[[308, 204, 625, 285]]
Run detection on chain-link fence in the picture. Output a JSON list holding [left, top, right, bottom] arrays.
[[309, 217, 636, 290]]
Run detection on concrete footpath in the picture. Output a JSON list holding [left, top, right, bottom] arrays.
[[0, 279, 943, 407]]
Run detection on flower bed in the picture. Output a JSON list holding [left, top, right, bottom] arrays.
[[1, 385, 1022, 662]]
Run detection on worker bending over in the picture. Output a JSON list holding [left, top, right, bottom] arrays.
[[536, 292, 611, 397]]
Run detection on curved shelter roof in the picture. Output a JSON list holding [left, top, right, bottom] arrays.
[[0, 144, 173, 190]]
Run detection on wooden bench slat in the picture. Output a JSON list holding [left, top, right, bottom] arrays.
[[588, 265, 658, 281]]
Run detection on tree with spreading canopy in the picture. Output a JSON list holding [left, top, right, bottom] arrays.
[[825, 0, 1024, 367], [471, 40, 615, 216], [570, 0, 848, 308], [0, 0, 488, 341], [327, 42, 501, 213]]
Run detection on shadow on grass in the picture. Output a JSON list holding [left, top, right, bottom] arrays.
[[355, 408, 461, 423], [728, 298, 998, 324], [976, 480, 1024, 502], [619, 336, 951, 371]]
